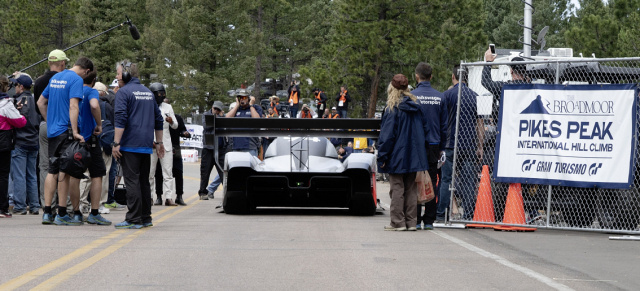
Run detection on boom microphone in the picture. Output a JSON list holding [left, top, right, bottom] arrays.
[[129, 24, 140, 40]]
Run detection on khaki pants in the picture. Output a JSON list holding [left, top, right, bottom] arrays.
[[389, 172, 418, 228], [150, 148, 175, 200]]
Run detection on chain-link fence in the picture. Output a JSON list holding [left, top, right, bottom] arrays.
[[446, 57, 640, 234]]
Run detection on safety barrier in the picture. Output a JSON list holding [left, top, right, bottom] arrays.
[[446, 57, 640, 234]]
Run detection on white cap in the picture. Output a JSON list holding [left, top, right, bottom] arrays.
[[109, 79, 119, 88]]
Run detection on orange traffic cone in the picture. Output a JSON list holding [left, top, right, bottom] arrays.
[[494, 183, 536, 232], [466, 165, 495, 229]]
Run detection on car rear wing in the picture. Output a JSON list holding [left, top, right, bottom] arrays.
[[204, 115, 381, 143]]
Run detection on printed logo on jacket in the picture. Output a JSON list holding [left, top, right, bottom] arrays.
[[494, 84, 638, 188]]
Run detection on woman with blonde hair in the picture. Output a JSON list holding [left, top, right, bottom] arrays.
[[377, 74, 429, 231], [0, 75, 27, 217]]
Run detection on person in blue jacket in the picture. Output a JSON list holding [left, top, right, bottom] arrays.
[[111, 61, 164, 229], [412, 62, 447, 230], [377, 74, 429, 231]]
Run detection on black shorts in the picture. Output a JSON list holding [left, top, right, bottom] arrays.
[[48, 131, 73, 174], [87, 136, 107, 178]]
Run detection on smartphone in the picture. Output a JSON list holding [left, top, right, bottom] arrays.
[[489, 44, 496, 55]]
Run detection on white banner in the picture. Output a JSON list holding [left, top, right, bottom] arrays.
[[180, 124, 204, 148], [494, 84, 638, 188]]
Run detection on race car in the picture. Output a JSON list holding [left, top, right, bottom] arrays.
[[204, 116, 380, 215]]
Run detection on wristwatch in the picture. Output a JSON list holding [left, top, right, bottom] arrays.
[[154, 141, 163, 145], [111, 141, 120, 147]]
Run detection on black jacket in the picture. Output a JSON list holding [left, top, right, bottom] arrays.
[[335, 90, 352, 110], [14, 91, 39, 149]]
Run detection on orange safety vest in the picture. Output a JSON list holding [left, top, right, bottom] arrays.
[[289, 90, 299, 104], [328, 113, 339, 119], [301, 111, 313, 118], [315, 91, 324, 101], [270, 101, 279, 116], [339, 90, 347, 102]]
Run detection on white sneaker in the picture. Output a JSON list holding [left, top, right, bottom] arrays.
[[98, 205, 110, 214]]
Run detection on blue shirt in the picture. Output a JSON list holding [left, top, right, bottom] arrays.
[[412, 81, 447, 150], [443, 83, 479, 150], [114, 78, 163, 154], [79, 86, 99, 141], [42, 70, 83, 138], [232, 105, 263, 150]]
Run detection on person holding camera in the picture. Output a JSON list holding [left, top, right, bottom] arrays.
[[296, 104, 317, 118], [0, 76, 27, 218], [226, 89, 263, 157], [335, 85, 351, 118], [313, 88, 328, 113]]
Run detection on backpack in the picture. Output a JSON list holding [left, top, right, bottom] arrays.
[[99, 100, 114, 154]]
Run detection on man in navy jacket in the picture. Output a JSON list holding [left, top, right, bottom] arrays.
[[111, 61, 164, 229], [411, 62, 447, 230]]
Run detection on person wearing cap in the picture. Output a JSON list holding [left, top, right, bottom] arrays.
[[268, 95, 281, 117], [313, 88, 328, 113], [199, 101, 229, 200], [481, 47, 529, 117], [34, 50, 68, 209], [327, 107, 340, 119], [109, 79, 120, 94], [377, 74, 429, 231], [8, 74, 38, 216], [226, 89, 263, 157], [287, 81, 301, 118], [335, 85, 351, 118], [37, 56, 94, 226], [412, 62, 446, 230]]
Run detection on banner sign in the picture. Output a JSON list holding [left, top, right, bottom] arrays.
[[494, 84, 638, 188], [180, 124, 204, 148]]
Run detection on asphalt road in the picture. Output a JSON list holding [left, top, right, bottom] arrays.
[[1, 162, 639, 290]]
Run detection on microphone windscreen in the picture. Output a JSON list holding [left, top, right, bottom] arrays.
[[129, 24, 140, 40]]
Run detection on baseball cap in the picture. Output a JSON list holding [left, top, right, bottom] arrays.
[[331, 107, 337, 110], [236, 89, 249, 97], [213, 101, 223, 111], [109, 79, 119, 88], [48, 49, 69, 62], [94, 82, 108, 94], [10, 75, 33, 88]]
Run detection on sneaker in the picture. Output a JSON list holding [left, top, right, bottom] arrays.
[[30, 210, 40, 215], [54, 214, 82, 226], [415, 223, 422, 230], [142, 222, 153, 228], [407, 226, 417, 231], [0, 212, 12, 218], [199, 195, 209, 200], [384, 225, 407, 231], [87, 214, 112, 225], [207, 192, 215, 199], [423, 224, 434, 230], [115, 221, 143, 229], [104, 202, 126, 210], [42, 213, 54, 224], [98, 205, 110, 214], [12, 209, 27, 215]]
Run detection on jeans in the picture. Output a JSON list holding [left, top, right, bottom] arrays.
[[107, 156, 117, 204], [237, 149, 258, 157], [338, 109, 348, 118], [206, 175, 222, 193], [290, 105, 298, 119], [438, 149, 478, 220], [11, 146, 40, 212]]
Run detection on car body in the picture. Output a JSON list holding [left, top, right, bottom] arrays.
[[222, 136, 378, 215]]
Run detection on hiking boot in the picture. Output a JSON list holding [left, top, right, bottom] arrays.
[[87, 214, 112, 225]]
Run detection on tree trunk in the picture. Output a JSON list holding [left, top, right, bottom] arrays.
[[367, 52, 382, 118], [254, 5, 263, 98]]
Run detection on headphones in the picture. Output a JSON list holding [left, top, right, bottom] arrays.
[[121, 61, 132, 84]]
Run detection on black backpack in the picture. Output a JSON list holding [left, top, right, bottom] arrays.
[[99, 100, 115, 154]]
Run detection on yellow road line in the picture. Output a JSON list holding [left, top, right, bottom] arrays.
[[0, 194, 199, 290], [32, 199, 203, 291]]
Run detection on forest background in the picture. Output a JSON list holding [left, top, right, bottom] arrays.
[[1, 0, 638, 117]]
